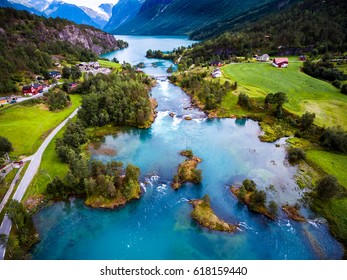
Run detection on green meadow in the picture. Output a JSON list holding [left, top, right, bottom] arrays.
[[0, 95, 81, 158], [222, 62, 347, 128], [306, 150, 347, 190], [97, 59, 122, 71], [24, 121, 71, 200]]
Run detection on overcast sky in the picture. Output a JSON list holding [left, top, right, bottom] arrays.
[[63, 0, 118, 10]]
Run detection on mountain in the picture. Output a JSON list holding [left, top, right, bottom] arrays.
[[178, 0, 347, 65], [0, 0, 12, 7], [190, 0, 298, 40], [104, 0, 144, 33], [44, 1, 104, 28], [9, 0, 53, 12], [2, 0, 43, 15], [110, 0, 277, 35], [0, 7, 122, 94], [99, 3, 113, 17], [80, 6, 109, 29]]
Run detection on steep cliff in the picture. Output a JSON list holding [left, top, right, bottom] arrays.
[[104, 0, 144, 33]]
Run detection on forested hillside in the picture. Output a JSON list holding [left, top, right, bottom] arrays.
[[0, 8, 121, 95], [179, 0, 347, 66], [111, 0, 277, 35]]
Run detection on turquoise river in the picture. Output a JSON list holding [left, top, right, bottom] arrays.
[[31, 36, 344, 260]]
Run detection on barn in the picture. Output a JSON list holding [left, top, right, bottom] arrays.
[[272, 58, 289, 68]]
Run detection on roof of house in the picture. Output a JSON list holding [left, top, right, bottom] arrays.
[[33, 83, 42, 89], [274, 58, 289, 64]]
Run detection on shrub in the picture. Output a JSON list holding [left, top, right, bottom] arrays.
[[238, 93, 251, 109], [332, 80, 341, 89], [287, 147, 306, 164], [242, 179, 256, 192], [300, 111, 315, 130], [320, 126, 347, 153], [0, 136, 13, 156], [341, 84, 347, 95], [316, 175, 340, 199]]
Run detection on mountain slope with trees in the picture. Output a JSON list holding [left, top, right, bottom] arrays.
[[109, 0, 277, 35], [0, 8, 121, 95], [178, 0, 347, 66]]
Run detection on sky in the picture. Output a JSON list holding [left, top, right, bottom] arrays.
[[59, 0, 118, 10]]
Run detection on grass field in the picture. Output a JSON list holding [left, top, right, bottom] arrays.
[[24, 120, 72, 200], [222, 62, 347, 128], [0, 95, 81, 158], [97, 59, 122, 71], [312, 198, 347, 245], [0, 169, 17, 201], [306, 150, 347, 189]]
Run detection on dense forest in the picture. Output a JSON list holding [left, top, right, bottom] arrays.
[[0, 8, 121, 95], [170, 72, 232, 110], [76, 71, 154, 128], [178, 0, 347, 66]]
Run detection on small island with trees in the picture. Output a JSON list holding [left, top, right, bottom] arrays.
[[172, 150, 202, 190], [190, 195, 238, 233], [230, 179, 277, 220]]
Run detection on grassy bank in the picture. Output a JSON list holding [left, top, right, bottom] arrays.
[[222, 62, 347, 128], [0, 95, 81, 158], [23, 122, 72, 201], [0, 169, 17, 201], [306, 150, 347, 189]]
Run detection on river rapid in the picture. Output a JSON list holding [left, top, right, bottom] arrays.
[[31, 36, 344, 260]]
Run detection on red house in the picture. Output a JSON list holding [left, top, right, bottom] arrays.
[[22, 84, 43, 95], [272, 58, 289, 68]]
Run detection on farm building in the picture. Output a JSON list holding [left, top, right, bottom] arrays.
[[49, 71, 61, 79], [212, 68, 222, 78], [22, 84, 43, 95], [256, 54, 270, 62], [272, 58, 289, 68]]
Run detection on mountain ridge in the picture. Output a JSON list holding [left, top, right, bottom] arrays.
[[110, 0, 277, 35]]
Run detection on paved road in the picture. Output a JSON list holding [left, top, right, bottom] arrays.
[[0, 107, 79, 260], [0, 166, 23, 214]]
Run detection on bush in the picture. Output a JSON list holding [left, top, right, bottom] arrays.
[[242, 179, 256, 192], [0, 136, 13, 156], [249, 189, 266, 209], [268, 200, 278, 216], [341, 84, 347, 95], [316, 175, 340, 199], [237, 93, 251, 109], [287, 147, 306, 164], [332, 80, 341, 89], [300, 111, 315, 130], [320, 126, 347, 153]]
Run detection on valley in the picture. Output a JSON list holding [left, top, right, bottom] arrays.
[[0, 0, 346, 262]]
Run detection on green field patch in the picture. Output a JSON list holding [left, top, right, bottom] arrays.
[[24, 128, 69, 200], [0, 95, 81, 158], [0, 169, 17, 201], [312, 198, 347, 245], [97, 59, 122, 71], [222, 62, 347, 128], [306, 150, 347, 189]]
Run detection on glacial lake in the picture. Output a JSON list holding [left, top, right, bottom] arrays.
[[31, 36, 344, 260]]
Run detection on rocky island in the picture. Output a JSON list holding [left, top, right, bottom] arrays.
[[230, 179, 276, 220], [190, 195, 238, 232], [172, 150, 202, 190]]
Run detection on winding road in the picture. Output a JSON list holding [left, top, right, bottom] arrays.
[[0, 107, 79, 260]]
